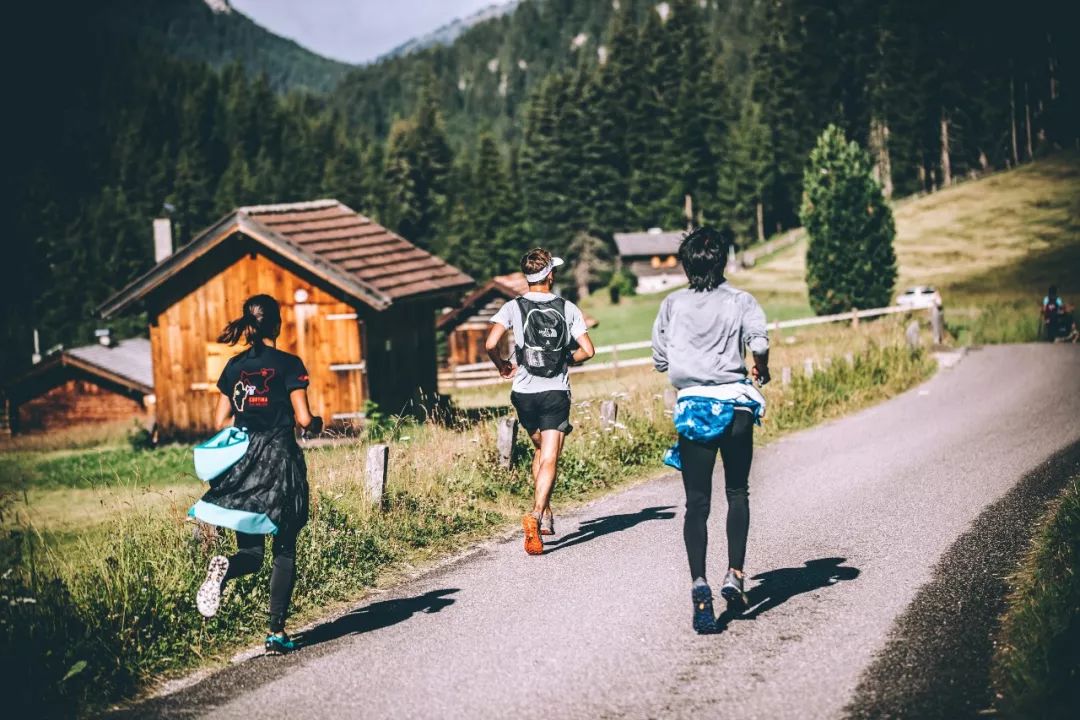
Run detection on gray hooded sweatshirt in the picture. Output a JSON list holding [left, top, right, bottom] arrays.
[[651, 283, 770, 389]]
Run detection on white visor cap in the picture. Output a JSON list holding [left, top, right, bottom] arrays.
[[524, 256, 565, 283]]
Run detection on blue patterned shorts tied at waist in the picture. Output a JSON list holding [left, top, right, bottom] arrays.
[[662, 396, 763, 471]]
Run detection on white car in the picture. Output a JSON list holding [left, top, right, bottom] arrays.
[[896, 286, 942, 309]]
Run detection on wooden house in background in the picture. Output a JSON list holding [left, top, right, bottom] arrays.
[[100, 200, 473, 438], [437, 272, 597, 369], [5, 337, 153, 434], [614, 229, 687, 294]]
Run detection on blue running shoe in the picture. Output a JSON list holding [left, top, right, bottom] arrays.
[[691, 583, 716, 634], [265, 632, 297, 655]]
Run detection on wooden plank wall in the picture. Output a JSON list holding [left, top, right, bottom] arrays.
[[17, 379, 147, 432], [447, 326, 508, 367], [150, 252, 364, 436]]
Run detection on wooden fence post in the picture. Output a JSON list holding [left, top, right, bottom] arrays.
[[905, 321, 921, 350], [611, 343, 619, 377], [663, 387, 677, 410], [804, 358, 815, 378], [781, 366, 792, 386], [366, 444, 389, 507], [851, 307, 860, 329], [600, 400, 618, 431], [496, 416, 517, 469], [931, 305, 945, 345], [844, 352, 855, 366]]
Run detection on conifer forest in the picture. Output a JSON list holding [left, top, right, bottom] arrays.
[[4, 0, 1077, 378]]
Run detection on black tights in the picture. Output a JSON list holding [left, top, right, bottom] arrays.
[[224, 530, 297, 633], [680, 410, 754, 581]]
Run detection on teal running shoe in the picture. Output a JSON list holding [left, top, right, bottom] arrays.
[[265, 632, 297, 655]]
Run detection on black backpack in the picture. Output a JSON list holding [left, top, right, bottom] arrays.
[[515, 296, 571, 378]]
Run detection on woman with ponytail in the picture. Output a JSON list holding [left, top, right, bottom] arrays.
[[191, 294, 322, 655]]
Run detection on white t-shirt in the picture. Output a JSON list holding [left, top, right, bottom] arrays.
[[490, 292, 588, 394]]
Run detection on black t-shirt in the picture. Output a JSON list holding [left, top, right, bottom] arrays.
[[216, 346, 310, 432]]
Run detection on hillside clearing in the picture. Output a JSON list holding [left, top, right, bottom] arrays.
[[578, 153, 1080, 350]]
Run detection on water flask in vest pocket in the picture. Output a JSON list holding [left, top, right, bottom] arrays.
[[193, 427, 250, 482], [523, 347, 546, 369]]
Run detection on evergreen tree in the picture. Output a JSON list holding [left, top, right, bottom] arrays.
[[519, 73, 573, 249], [802, 125, 897, 315], [566, 231, 614, 300], [382, 118, 423, 241], [721, 94, 773, 244]]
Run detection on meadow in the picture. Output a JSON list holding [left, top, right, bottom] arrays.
[[579, 152, 1080, 349]]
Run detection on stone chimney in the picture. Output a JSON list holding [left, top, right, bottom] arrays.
[[153, 218, 173, 264]]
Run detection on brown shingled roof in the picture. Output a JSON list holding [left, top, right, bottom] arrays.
[[99, 199, 474, 318], [241, 200, 473, 301]]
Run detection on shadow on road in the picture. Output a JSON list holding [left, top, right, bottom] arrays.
[[296, 588, 459, 650], [709, 557, 860, 633], [543, 506, 676, 554]]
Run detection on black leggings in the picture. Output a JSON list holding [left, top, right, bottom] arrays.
[[680, 409, 754, 581], [224, 530, 297, 633]]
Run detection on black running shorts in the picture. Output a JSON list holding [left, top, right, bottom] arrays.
[[510, 390, 573, 435]]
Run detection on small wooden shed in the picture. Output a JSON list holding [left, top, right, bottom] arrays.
[[614, 229, 686, 294], [100, 200, 473, 437], [5, 338, 153, 434], [437, 272, 598, 368]]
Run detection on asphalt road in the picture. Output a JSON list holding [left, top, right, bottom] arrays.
[[129, 344, 1080, 720]]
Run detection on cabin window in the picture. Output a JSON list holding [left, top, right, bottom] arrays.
[[650, 256, 661, 268], [663, 255, 678, 268]]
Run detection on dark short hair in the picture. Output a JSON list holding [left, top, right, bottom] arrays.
[[679, 226, 733, 291], [520, 247, 553, 277]]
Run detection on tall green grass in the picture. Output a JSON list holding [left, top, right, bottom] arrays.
[[0, 342, 933, 717], [992, 475, 1080, 718], [946, 299, 1043, 345]]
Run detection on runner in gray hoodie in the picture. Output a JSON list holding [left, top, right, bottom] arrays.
[[652, 227, 770, 632]]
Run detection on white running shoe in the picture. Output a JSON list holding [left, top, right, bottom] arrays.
[[197, 555, 229, 618]]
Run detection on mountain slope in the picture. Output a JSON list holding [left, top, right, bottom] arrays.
[[101, 0, 352, 93], [333, 0, 756, 146], [381, 2, 520, 60]]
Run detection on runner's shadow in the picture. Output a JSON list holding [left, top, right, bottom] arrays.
[[295, 588, 459, 649], [543, 506, 676, 554], [710, 557, 860, 632]]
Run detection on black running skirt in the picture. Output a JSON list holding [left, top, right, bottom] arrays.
[[191, 426, 309, 536]]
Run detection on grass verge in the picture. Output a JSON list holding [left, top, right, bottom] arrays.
[[991, 473, 1080, 718], [0, 339, 933, 718]]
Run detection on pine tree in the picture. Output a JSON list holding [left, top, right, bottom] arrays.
[[566, 231, 614, 299], [665, 0, 716, 221], [519, 73, 573, 249], [382, 118, 423, 241], [721, 93, 773, 244], [802, 125, 897, 315], [629, 6, 681, 228]]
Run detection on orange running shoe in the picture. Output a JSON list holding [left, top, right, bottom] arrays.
[[522, 514, 544, 555]]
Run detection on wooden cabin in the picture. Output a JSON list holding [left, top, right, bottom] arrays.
[[100, 200, 473, 438], [5, 338, 153, 434], [437, 272, 598, 368], [614, 229, 687, 294]]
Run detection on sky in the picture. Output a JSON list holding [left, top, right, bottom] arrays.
[[230, 0, 509, 65]]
